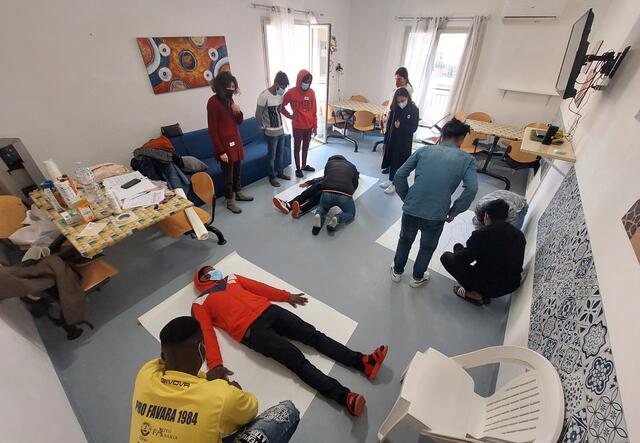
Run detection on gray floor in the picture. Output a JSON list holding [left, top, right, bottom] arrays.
[[36, 135, 527, 443]]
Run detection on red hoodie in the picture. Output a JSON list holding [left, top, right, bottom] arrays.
[[281, 69, 317, 131], [191, 273, 290, 368]]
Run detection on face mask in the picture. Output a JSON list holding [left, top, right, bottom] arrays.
[[300, 82, 310, 91], [276, 87, 286, 96], [398, 101, 408, 109], [225, 89, 235, 98], [198, 342, 206, 368], [395, 78, 404, 88], [206, 269, 223, 281]]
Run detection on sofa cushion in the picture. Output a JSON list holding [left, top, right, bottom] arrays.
[[240, 117, 262, 145], [181, 129, 213, 159]]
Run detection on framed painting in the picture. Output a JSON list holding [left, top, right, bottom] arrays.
[[136, 36, 230, 94]]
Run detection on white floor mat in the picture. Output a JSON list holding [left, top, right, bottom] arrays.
[[138, 251, 358, 416], [274, 170, 378, 202], [375, 210, 476, 280]]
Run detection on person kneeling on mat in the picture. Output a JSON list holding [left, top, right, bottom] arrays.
[[129, 316, 300, 443], [439, 199, 526, 306], [192, 266, 388, 417]]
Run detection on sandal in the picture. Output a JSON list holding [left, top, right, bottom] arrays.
[[453, 286, 490, 306]]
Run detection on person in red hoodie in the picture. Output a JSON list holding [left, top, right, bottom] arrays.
[[281, 69, 318, 178], [191, 266, 388, 417], [207, 71, 254, 214]]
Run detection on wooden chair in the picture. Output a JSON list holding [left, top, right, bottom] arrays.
[[453, 111, 465, 121], [73, 259, 119, 293], [382, 100, 389, 107], [0, 195, 28, 242], [159, 172, 226, 245], [501, 123, 547, 173], [461, 111, 492, 155], [352, 111, 375, 138], [327, 104, 345, 126], [350, 95, 368, 103]]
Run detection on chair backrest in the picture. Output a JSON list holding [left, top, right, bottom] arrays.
[[453, 111, 466, 121], [505, 122, 547, 164], [191, 172, 215, 206], [381, 99, 389, 107], [353, 111, 375, 128], [0, 195, 28, 240], [350, 95, 368, 103], [466, 111, 492, 122], [327, 104, 335, 118]]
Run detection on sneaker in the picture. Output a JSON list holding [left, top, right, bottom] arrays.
[[410, 272, 431, 288], [381, 167, 390, 174], [379, 180, 391, 189], [327, 216, 338, 232], [272, 197, 290, 215], [312, 213, 322, 236], [384, 184, 396, 194], [362, 345, 389, 380], [270, 178, 281, 187], [390, 265, 402, 283], [302, 165, 315, 172], [291, 201, 302, 219], [295, 169, 304, 178], [346, 392, 366, 417], [277, 172, 291, 181]]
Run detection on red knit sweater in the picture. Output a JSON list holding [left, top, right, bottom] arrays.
[[206, 95, 245, 163]]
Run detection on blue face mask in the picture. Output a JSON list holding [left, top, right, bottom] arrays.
[[300, 82, 310, 91], [206, 269, 223, 281], [276, 87, 286, 96]]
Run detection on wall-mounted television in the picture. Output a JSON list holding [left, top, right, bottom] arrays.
[[555, 9, 594, 99]]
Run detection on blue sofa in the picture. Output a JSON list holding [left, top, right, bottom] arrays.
[[169, 117, 292, 197]]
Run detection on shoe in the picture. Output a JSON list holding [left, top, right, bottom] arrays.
[[235, 192, 254, 202], [327, 216, 338, 232], [381, 168, 390, 174], [273, 197, 290, 215], [362, 345, 388, 380], [379, 180, 391, 189], [291, 201, 301, 219], [410, 272, 431, 288], [312, 213, 322, 236], [277, 173, 291, 181], [346, 392, 366, 417], [390, 265, 402, 283], [269, 178, 281, 187], [384, 184, 396, 194], [302, 165, 315, 172], [295, 169, 304, 178], [227, 199, 242, 214]]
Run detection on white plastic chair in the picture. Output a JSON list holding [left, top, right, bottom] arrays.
[[378, 346, 564, 442]]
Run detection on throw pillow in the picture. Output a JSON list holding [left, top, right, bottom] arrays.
[[181, 156, 208, 173], [161, 123, 183, 138]]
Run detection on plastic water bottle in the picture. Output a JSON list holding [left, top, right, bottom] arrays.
[[75, 162, 103, 203]]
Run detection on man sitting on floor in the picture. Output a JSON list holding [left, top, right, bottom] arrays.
[[191, 266, 388, 417], [439, 199, 526, 306], [473, 190, 528, 230], [129, 316, 300, 443], [272, 179, 322, 219]]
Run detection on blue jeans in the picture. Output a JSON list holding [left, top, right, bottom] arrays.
[[266, 134, 285, 179], [222, 400, 300, 443], [389, 165, 398, 182], [513, 205, 528, 230], [316, 192, 356, 225], [393, 213, 445, 279]]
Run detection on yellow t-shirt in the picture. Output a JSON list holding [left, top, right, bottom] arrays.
[[130, 359, 258, 443]]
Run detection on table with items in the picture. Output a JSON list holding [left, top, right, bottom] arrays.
[[329, 100, 388, 152]]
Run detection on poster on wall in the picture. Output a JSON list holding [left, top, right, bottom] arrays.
[[621, 198, 640, 263], [136, 36, 230, 94]]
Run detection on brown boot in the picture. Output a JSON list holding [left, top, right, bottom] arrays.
[[226, 199, 242, 214], [235, 191, 254, 202]]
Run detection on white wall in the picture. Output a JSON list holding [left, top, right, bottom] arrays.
[[0, 0, 350, 175], [345, 0, 609, 127], [0, 298, 87, 443]]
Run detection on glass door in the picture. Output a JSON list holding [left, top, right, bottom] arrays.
[[310, 24, 331, 143]]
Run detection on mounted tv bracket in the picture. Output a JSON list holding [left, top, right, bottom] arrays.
[[585, 46, 631, 78]]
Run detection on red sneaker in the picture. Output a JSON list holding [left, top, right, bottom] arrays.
[[362, 345, 388, 380], [291, 201, 301, 219], [346, 392, 366, 417], [273, 197, 290, 215]]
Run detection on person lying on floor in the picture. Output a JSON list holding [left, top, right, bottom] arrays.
[[129, 316, 300, 443], [272, 179, 322, 219], [439, 199, 526, 306], [473, 190, 528, 230], [191, 266, 388, 417]]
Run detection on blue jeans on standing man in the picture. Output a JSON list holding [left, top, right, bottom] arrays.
[[266, 133, 285, 179], [316, 192, 356, 226], [222, 400, 300, 443], [393, 213, 445, 279]]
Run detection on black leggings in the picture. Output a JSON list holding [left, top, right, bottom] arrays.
[[290, 183, 322, 215], [242, 305, 363, 405]]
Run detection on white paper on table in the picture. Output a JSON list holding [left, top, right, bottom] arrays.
[[111, 179, 158, 201], [102, 171, 145, 189], [78, 222, 108, 237], [121, 189, 165, 210]]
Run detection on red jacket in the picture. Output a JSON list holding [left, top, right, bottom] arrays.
[[207, 95, 245, 163], [281, 69, 317, 131], [191, 274, 290, 368]]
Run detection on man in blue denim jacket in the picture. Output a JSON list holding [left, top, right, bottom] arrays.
[[391, 119, 479, 287]]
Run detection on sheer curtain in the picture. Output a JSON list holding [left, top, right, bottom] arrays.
[[448, 16, 488, 115], [269, 7, 297, 81], [404, 17, 443, 115]]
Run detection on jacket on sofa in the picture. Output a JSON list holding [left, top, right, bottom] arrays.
[[130, 147, 189, 191]]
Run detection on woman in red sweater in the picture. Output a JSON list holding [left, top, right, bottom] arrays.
[[207, 72, 254, 214]]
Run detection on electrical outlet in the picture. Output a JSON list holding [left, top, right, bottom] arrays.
[[635, 109, 640, 122]]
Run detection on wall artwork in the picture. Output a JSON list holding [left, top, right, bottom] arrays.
[[621, 199, 640, 263], [529, 168, 628, 442], [136, 36, 230, 94]]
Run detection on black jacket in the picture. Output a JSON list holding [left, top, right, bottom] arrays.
[[307, 155, 359, 196], [381, 102, 419, 170]]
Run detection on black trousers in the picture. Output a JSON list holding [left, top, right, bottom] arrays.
[[242, 305, 363, 405], [221, 160, 242, 199], [290, 183, 322, 215]]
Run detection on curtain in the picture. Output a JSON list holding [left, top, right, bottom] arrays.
[[447, 16, 488, 115], [269, 7, 297, 82], [404, 17, 443, 115]]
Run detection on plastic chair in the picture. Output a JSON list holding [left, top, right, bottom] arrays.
[[352, 111, 375, 138], [327, 104, 345, 126], [159, 172, 226, 245], [461, 111, 493, 155], [378, 346, 564, 442], [501, 123, 547, 173], [0, 195, 28, 241], [73, 259, 119, 293], [350, 95, 368, 103]]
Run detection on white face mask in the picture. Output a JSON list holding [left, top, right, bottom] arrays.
[[398, 101, 408, 109]]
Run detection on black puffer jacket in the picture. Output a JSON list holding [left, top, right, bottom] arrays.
[[308, 155, 359, 196]]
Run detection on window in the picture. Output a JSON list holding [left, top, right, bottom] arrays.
[[263, 20, 310, 86]]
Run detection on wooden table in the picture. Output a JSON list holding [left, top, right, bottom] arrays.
[[466, 119, 525, 190], [328, 100, 388, 152], [30, 188, 193, 258], [521, 127, 576, 162]]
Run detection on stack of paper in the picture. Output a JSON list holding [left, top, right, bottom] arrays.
[[104, 172, 165, 209]]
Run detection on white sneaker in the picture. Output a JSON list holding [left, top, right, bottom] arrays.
[[327, 216, 338, 231], [384, 184, 396, 194], [313, 213, 322, 229], [390, 265, 402, 283], [410, 272, 431, 288], [379, 180, 391, 189]]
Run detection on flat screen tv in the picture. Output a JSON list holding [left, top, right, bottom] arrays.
[[555, 8, 594, 99]]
